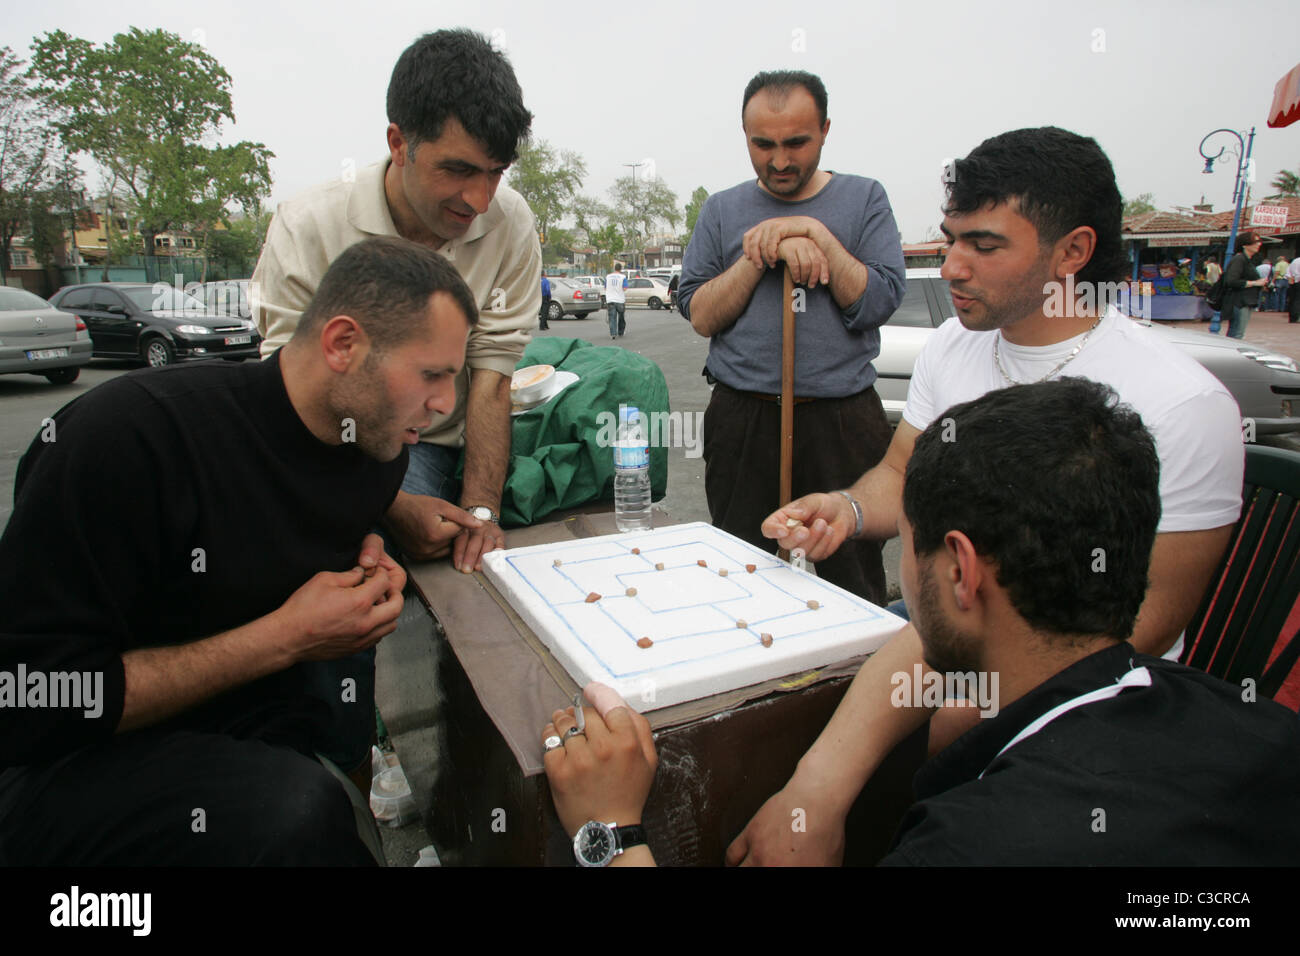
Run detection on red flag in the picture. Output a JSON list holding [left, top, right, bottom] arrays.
[[1268, 62, 1300, 129]]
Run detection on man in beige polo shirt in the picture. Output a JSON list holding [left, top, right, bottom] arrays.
[[254, 28, 540, 574]]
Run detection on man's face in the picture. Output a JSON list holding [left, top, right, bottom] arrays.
[[389, 117, 509, 245], [939, 201, 1056, 332], [899, 513, 982, 675], [329, 292, 468, 462], [742, 87, 829, 201]]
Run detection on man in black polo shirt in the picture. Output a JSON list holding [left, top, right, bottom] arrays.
[[0, 237, 477, 865], [543, 378, 1300, 865]]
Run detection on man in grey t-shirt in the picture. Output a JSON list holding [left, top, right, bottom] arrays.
[[678, 69, 905, 601]]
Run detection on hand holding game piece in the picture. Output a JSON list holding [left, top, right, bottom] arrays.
[[761, 493, 854, 561]]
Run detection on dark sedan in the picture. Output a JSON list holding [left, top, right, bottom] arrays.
[[49, 282, 262, 367]]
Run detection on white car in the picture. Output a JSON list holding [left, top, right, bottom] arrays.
[[884, 268, 1300, 433]]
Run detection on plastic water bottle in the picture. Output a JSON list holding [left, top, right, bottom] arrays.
[[613, 405, 652, 531]]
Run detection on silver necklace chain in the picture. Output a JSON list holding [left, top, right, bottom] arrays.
[[992, 315, 1104, 386]]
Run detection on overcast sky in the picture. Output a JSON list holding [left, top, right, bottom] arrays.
[[8, 0, 1298, 242]]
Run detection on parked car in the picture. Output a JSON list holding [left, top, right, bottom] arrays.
[[0, 286, 93, 385], [49, 282, 262, 368], [884, 268, 1300, 433], [200, 279, 253, 320], [571, 275, 607, 306], [545, 278, 602, 321], [624, 275, 672, 310]]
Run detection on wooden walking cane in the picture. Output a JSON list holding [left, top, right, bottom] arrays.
[[778, 265, 795, 562]]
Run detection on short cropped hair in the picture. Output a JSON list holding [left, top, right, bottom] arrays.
[[741, 70, 828, 126], [903, 378, 1161, 641], [387, 28, 533, 164], [293, 237, 477, 352], [945, 127, 1130, 288]]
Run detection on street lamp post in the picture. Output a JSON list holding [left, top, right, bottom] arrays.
[[1199, 126, 1256, 333], [624, 161, 643, 270]]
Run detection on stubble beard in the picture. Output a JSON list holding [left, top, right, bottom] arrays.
[[913, 561, 982, 677], [329, 354, 403, 462]]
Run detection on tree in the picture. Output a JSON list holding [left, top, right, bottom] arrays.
[[508, 139, 585, 259], [29, 28, 273, 281], [683, 186, 708, 245], [608, 175, 679, 267], [1269, 169, 1299, 198], [588, 222, 623, 272], [1122, 192, 1155, 218], [0, 47, 57, 283]]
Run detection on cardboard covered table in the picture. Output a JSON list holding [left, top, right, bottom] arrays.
[[405, 509, 925, 866]]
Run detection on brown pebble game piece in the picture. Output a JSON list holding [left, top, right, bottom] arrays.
[[655, 562, 665, 571], [698, 559, 707, 567], [585, 592, 601, 603], [553, 559, 562, 567], [637, 637, 653, 649], [760, 633, 774, 648], [736, 619, 747, 629], [632, 548, 640, 555], [746, 564, 757, 574], [625, 587, 637, 597], [807, 599, 820, 610], [719, 568, 728, 577]]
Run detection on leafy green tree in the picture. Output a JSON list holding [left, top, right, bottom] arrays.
[[29, 27, 273, 281], [204, 210, 271, 278], [509, 139, 585, 256], [0, 47, 57, 282], [589, 222, 623, 272], [1122, 192, 1155, 217], [608, 175, 679, 268], [1269, 169, 1299, 198], [683, 186, 708, 245]]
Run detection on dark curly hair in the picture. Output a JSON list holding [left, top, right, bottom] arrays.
[[387, 28, 533, 164], [903, 378, 1160, 641], [945, 127, 1130, 287]]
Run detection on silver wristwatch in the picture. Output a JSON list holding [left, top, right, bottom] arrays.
[[466, 506, 499, 524], [573, 820, 647, 867]]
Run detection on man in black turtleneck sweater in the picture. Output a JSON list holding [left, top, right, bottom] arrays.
[[0, 237, 477, 865]]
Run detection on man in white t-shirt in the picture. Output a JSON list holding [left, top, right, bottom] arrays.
[[727, 126, 1245, 866], [605, 263, 628, 339]]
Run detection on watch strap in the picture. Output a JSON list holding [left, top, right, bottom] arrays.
[[614, 823, 647, 852]]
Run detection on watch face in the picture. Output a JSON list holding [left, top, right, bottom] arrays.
[[574, 822, 617, 867], [469, 506, 494, 522]]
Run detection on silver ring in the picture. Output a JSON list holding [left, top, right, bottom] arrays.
[[564, 727, 585, 739], [543, 734, 563, 752]]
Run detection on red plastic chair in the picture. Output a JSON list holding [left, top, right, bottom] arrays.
[[1182, 444, 1300, 705]]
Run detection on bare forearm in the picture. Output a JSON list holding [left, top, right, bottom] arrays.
[[808, 220, 868, 310], [846, 461, 906, 541], [687, 257, 764, 337], [789, 624, 933, 814], [461, 369, 512, 510], [119, 614, 293, 732]]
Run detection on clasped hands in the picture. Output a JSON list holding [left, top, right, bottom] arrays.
[[384, 489, 506, 572], [742, 215, 831, 288]]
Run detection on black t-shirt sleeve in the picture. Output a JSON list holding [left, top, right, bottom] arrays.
[[0, 381, 191, 766]]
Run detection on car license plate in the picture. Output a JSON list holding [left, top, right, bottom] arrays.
[[26, 348, 69, 361], [224, 334, 251, 346]]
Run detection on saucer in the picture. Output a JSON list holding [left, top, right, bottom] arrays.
[[511, 370, 579, 416]]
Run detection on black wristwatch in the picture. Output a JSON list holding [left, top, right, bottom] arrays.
[[466, 505, 499, 524], [573, 821, 647, 867]]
